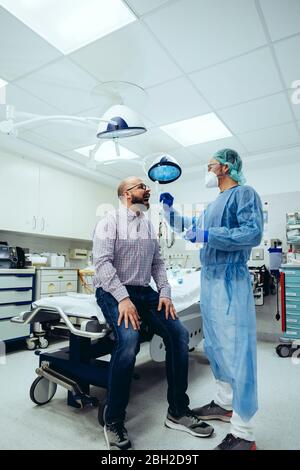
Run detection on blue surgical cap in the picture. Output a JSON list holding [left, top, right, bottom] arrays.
[[213, 148, 246, 185]]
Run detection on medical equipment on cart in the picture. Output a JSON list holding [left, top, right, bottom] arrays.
[[276, 265, 300, 358]]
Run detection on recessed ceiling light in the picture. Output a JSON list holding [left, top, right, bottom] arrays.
[[0, 78, 8, 88], [75, 141, 140, 163], [0, 0, 136, 54], [160, 113, 232, 146]]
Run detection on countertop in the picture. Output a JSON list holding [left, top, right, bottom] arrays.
[[0, 268, 36, 274]]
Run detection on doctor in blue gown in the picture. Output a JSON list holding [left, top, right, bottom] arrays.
[[160, 149, 263, 451]]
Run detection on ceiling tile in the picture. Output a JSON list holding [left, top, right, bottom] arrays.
[[167, 147, 199, 168], [125, 0, 171, 16], [188, 136, 247, 160], [70, 21, 181, 89], [143, 77, 211, 125], [0, 7, 62, 81], [190, 47, 282, 109], [274, 35, 300, 89], [237, 123, 300, 152], [5, 83, 61, 116], [15, 58, 100, 115], [144, 0, 267, 73], [218, 93, 293, 134], [120, 127, 180, 157], [96, 159, 144, 179], [259, 0, 300, 41]]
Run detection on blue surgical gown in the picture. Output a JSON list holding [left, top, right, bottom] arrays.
[[167, 185, 263, 421]]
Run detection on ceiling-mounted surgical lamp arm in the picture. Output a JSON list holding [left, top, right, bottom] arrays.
[[10, 115, 118, 133]]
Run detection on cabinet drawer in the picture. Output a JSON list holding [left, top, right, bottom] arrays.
[[0, 319, 30, 341], [41, 281, 60, 295], [286, 300, 300, 312], [41, 270, 77, 278], [0, 303, 31, 320], [0, 275, 33, 289], [285, 287, 300, 298], [41, 273, 77, 282], [284, 270, 300, 280], [40, 293, 63, 299], [0, 290, 32, 304], [286, 314, 300, 326], [285, 328, 300, 339], [61, 280, 77, 293]]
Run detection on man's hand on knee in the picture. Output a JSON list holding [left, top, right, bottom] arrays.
[[158, 297, 178, 320], [118, 298, 141, 330]]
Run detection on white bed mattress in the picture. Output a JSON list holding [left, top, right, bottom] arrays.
[[33, 270, 201, 322]]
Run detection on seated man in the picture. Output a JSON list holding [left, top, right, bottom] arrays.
[[93, 176, 214, 450]]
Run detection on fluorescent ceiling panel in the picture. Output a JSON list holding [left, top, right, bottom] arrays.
[[0, 0, 136, 54], [160, 113, 232, 147], [0, 78, 8, 88], [75, 142, 140, 163]]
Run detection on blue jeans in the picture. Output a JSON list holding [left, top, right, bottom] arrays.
[[96, 285, 190, 424]]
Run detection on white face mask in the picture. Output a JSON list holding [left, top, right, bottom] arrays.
[[205, 171, 219, 188]]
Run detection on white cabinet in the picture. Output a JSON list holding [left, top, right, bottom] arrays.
[[0, 153, 39, 233], [0, 152, 114, 239], [39, 166, 74, 237], [72, 176, 102, 240], [35, 268, 78, 300], [0, 270, 35, 342]]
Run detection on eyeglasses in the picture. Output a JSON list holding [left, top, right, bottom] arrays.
[[207, 163, 221, 171], [126, 183, 150, 192]]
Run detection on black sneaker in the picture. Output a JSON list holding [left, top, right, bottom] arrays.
[[193, 400, 233, 422], [104, 421, 133, 450], [214, 433, 257, 450], [165, 408, 214, 438]]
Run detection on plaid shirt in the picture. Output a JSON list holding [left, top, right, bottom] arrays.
[[93, 205, 171, 302]]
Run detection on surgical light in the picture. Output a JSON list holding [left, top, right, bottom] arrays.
[[97, 105, 146, 139], [148, 154, 182, 184]]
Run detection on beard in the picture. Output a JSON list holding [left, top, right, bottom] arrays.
[[131, 194, 150, 211]]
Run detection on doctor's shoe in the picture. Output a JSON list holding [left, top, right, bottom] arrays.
[[165, 408, 214, 438], [104, 421, 133, 450], [192, 400, 232, 422], [214, 433, 257, 451]]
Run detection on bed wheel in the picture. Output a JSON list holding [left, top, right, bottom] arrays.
[[276, 344, 291, 358], [30, 376, 57, 405], [38, 337, 49, 349], [26, 338, 36, 350]]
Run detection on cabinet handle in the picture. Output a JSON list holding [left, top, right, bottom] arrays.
[[41, 217, 45, 232], [32, 216, 37, 230]]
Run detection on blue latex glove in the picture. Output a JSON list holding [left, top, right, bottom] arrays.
[[185, 227, 208, 243], [159, 192, 174, 208]]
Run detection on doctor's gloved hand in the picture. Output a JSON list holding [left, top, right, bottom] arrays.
[[159, 192, 174, 208], [184, 227, 209, 244]]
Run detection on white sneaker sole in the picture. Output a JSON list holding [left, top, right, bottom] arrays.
[[200, 414, 231, 423], [165, 418, 214, 438], [103, 426, 133, 450]]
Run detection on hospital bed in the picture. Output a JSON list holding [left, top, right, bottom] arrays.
[[11, 270, 202, 421]]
